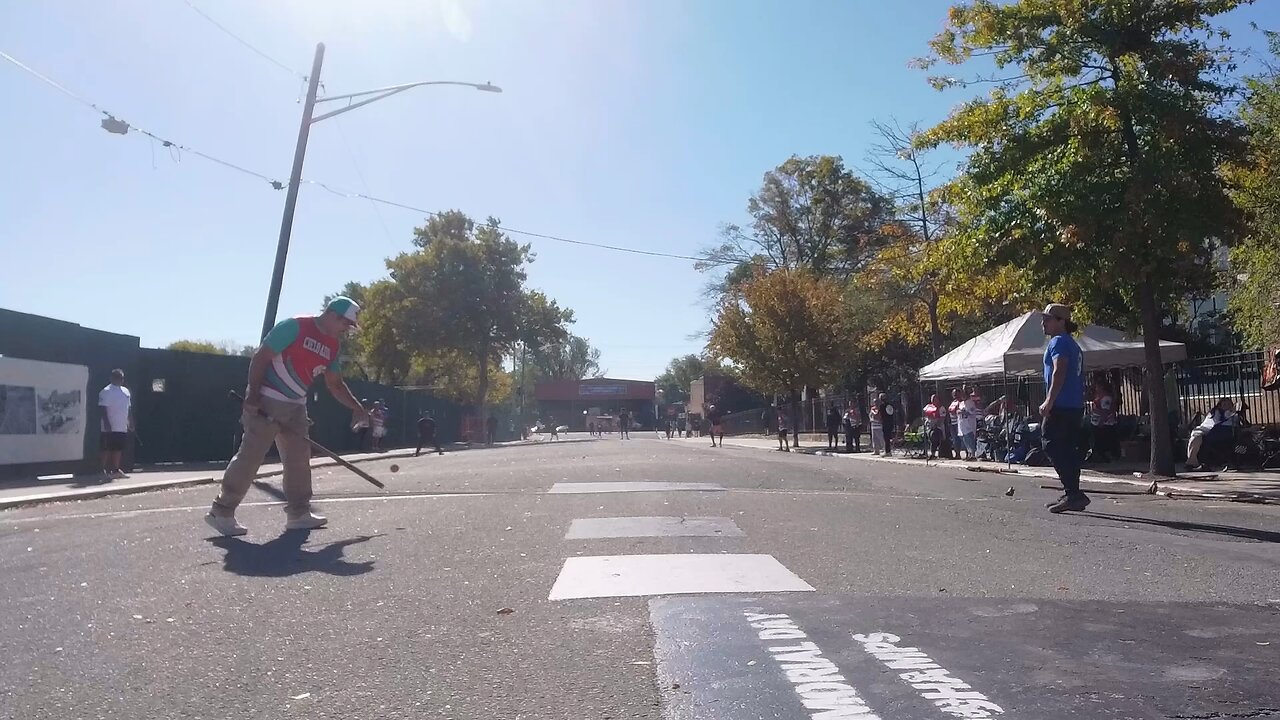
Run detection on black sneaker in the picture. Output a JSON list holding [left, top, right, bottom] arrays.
[[1044, 494, 1068, 509], [1049, 493, 1091, 514]]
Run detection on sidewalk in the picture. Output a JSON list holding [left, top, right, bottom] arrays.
[[677, 434, 1280, 504], [0, 445, 458, 511]]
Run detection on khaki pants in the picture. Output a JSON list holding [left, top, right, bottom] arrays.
[[212, 396, 313, 518]]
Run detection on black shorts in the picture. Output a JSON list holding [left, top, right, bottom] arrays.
[[100, 432, 128, 452]]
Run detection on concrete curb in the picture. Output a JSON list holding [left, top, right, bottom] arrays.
[[0, 447, 425, 511], [707, 438, 1280, 505]]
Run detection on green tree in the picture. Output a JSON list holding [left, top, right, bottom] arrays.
[[707, 268, 852, 446], [166, 340, 254, 356], [698, 155, 895, 299], [654, 355, 710, 404], [384, 211, 571, 415], [1228, 31, 1280, 348], [533, 335, 604, 381], [919, 0, 1250, 475]]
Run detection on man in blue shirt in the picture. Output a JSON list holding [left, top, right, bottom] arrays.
[[1039, 303, 1088, 513]]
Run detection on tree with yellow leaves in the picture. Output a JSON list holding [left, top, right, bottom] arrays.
[[707, 268, 852, 446]]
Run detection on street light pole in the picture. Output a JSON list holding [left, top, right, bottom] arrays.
[[261, 43, 325, 341], [257, 43, 502, 339]]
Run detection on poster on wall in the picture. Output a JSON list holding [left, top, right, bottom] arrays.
[[0, 357, 89, 465]]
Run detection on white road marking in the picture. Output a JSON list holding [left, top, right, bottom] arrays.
[[744, 609, 882, 719], [547, 481, 724, 494], [548, 553, 813, 600], [565, 516, 743, 539], [854, 632, 1005, 718], [0, 492, 493, 523]]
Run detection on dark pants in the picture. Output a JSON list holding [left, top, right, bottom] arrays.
[[844, 427, 860, 452], [416, 432, 442, 456], [827, 428, 840, 448], [1043, 408, 1084, 494], [1091, 424, 1118, 461], [883, 427, 894, 457]]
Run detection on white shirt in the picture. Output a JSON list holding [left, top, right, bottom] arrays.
[[99, 384, 132, 433], [957, 399, 980, 435]]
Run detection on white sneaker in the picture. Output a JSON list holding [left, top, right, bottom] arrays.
[[205, 513, 248, 537], [114, 470, 130, 479], [285, 512, 328, 531]]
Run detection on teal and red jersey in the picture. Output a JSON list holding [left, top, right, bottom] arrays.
[[261, 316, 341, 403]]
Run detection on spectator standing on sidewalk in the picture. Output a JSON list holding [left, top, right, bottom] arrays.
[[957, 390, 980, 461], [868, 394, 884, 455], [486, 414, 499, 446], [1039, 303, 1089, 514], [370, 400, 388, 452], [825, 403, 842, 451], [879, 393, 897, 457], [923, 394, 944, 460], [98, 369, 133, 480], [416, 412, 444, 456], [842, 402, 862, 453], [1088, 378, 1118, 463], [776, 406, 791, 451]]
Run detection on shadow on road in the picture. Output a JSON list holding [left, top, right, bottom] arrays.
[[207, 530, 381, 577], [1083, 511, 1280, 543], [251, 479, 287, 501]]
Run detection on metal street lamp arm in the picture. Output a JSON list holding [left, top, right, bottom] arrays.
[[311, 80, 501, 124]]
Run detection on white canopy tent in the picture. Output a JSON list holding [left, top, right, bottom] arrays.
[[918, 311, 1187, 382]]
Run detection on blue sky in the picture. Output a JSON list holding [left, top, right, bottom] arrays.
[[2, 1, 1275, 380]]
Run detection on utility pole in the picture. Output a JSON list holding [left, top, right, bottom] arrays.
[[255, 45, 500, 340], [261, 43, 325, 340]]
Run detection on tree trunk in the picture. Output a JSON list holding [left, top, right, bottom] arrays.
[[476, 347, 490, 425], [927, 292, 942, 358], [789, 388, 802, 448], [1138, 277, 1175, 476]]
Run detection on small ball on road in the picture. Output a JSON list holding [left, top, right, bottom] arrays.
[[389, 464, 400, 473]]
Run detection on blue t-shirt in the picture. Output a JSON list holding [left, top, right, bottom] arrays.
[[1044, 333, 1084, 409]]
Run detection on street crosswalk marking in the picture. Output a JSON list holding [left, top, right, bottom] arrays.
[[547, 481, 724, 494], [565, 516, 743, 539], [547, 553, 815, 600]]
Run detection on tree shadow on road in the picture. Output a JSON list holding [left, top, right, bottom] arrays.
[[207, 530, 381, 577], [1083, 511, 1280, 543]]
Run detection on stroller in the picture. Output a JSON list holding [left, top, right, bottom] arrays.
[[1005, 418, 1040, 465], [976, 414, 1011, 462]]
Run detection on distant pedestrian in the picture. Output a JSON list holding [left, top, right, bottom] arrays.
[[826, 403, 842, 451], [879, 393, 896, 457], [549, 416, 560, 441], [923, 394, 944, 460], [869, 396, 884, 455], [416, 412, 443, 456], [486, 414, 498, 446], [1039, 303, 1088, 514], [761, 408, 773, 437], [842, 402, 862, 453], [98, 369, 133, 480], [775, 406, 791, 451], [370, 400, 388, 452], [707, 403, 725, 447], [958, 390, 980, 461], [619, 409, 631, 439], [353, 397, 371, 451]]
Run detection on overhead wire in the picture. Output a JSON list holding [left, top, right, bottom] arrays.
[[182, 0, 308, 81], [301, 178, 720, 264], [1, 49, 285, 188]]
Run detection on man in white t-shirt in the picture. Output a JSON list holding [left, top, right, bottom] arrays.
[[98, 369, 133, 480]]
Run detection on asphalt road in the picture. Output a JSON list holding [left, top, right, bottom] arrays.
[[1, 436, 1277, 719]]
